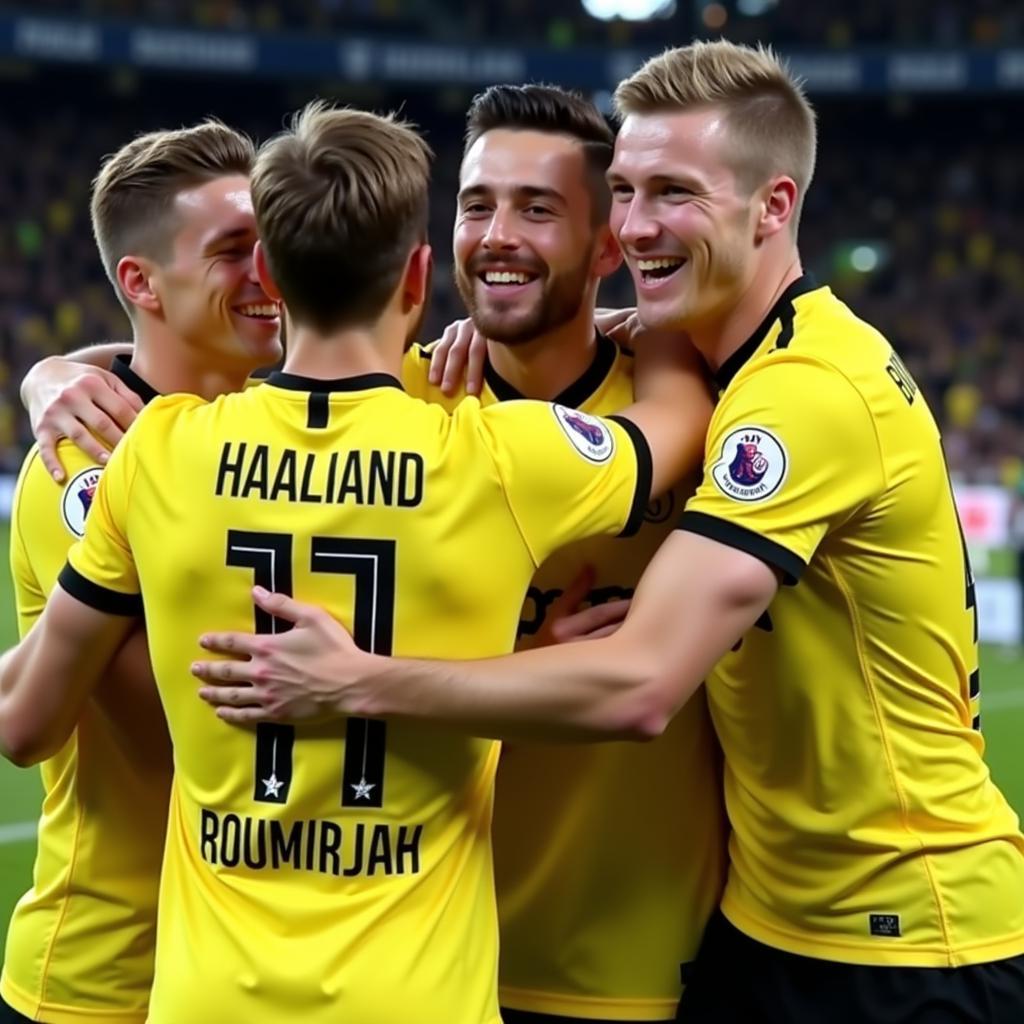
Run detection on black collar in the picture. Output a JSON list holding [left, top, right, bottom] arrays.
[[111, 354, 161, 406], [714, 275, 820, 391], [483, 331, 618, 407], [266, 371, 404, 394]]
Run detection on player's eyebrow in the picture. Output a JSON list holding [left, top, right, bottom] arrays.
[[607, 169, 706, 191], [514, 185, 567, 207], [203, 225, 255, 252], [458, 184, 567, 206], [457, 184, 492, 205]]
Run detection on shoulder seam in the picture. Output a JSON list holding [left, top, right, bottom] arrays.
[[472, 406, 543, 568]]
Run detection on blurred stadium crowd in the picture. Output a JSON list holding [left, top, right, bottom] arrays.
[[40, 0, 1024, 47], [1, 8, 1022, 489]]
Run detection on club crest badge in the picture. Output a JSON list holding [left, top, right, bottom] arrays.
[[60, 465, 104, 538], [553, 404, 615, 463], [711, 427, 786, 502]]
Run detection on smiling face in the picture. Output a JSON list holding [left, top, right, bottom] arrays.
[[453, 129, 604, 345], [150, 174, 282, 367], [608, 108, 760, 332]]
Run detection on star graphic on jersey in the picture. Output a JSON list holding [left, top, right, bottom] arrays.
[[262, 773, 284, 799], [350, 777, 376, 801]]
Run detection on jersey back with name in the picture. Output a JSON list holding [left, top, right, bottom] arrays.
[[680, 281, 1024, 967], [64, 374, 644, 1024], [2, 442, 168, 1024], [406, 341, 727, 1019]]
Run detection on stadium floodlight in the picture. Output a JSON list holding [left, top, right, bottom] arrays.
[[581, 0, 677, 21], [850, 244, 880, 273]]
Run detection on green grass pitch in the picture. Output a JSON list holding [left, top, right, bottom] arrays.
[[0, 525, 1022, 960]]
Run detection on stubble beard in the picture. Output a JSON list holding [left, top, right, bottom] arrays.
[[454, 258, 591, 346]]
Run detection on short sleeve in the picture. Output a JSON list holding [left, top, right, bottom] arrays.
[[679, 360, 884, 582], [400, 344, 435, 401], [400, 344, 465, 412], [478, 399, 651, 567], [59, 430, 142, 615], [10, 444, 106, 634]]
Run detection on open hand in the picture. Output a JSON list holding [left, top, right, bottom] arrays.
[[192, 586, 374, 724], [24, 359, 143, 481]]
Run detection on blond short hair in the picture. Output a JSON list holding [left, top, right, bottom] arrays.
[[251, 102, 433, 332], [91, 122, 255, 313], [615, 41, 816, 226]]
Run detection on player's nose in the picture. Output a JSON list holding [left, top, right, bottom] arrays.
[[481, 206, 521, 251], [617, 197, 660, 251]]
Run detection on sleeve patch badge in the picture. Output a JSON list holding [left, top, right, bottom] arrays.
[[60, 465, 104, 538], [711, 426, 787, 502], [552, 404, 615, 464]]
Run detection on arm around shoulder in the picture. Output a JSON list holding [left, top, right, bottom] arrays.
[[352, 528, 779, 742], [614, 334, 714, 500]]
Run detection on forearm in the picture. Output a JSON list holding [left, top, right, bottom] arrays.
[[621, 335, 713, 497], [93, 627, 171, 780], [357, 543, 774, 741], [55, 341, 132, 369], [0, 629, 69, 765], [0, 596, 133, 767], [356, 631, 672, 742], [197, 534, 776, 738]]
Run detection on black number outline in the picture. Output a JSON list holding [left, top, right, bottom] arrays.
[[226, 530, 397, 805]]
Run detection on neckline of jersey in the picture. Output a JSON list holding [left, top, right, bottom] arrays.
[[713, 274, 821, 392], [483, 330, 618, 407], [110, 354, 161, 406], [265, 371, 404, 394]]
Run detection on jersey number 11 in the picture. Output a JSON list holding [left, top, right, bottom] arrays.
[[225, 529, 396, 808]]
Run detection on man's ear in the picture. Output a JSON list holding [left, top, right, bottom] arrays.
[[591, 223, 624, 280], [756, 176, 799, 242], [402, 243, 433, 311], [254, 241, 283, 302], [116, 255, 161, 315]]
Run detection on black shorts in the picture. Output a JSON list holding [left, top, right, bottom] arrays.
[[0, 995, 32, 1024], [502, 1010, 668, 1024], [676, 910, 1024, 1024]]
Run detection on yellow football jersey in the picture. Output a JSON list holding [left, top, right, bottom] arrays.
[[680, 277, 1024, 967], [62, 370, 648, 1024], [404, 337, 727, 1020], [2, 358, 169, 1024]]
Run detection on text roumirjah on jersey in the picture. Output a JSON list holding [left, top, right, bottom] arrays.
[[200, 808, 423, 877]]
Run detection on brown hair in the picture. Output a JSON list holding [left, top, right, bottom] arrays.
[[615, 41, 816, 227], [464, 83, 615, 223], [90, 121, 255, 313], [251, 101, 432, 333]]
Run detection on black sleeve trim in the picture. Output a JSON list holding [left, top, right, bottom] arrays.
[[58, 563, 143, 616], [608, 415, 652, 538], [677, 510, 806, 584]]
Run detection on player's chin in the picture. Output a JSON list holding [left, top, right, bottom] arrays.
[[250, 335, 284, 363], [233, 312, 283, 349], [632, 297, 688, 332], [474, 311, 539, 346]]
